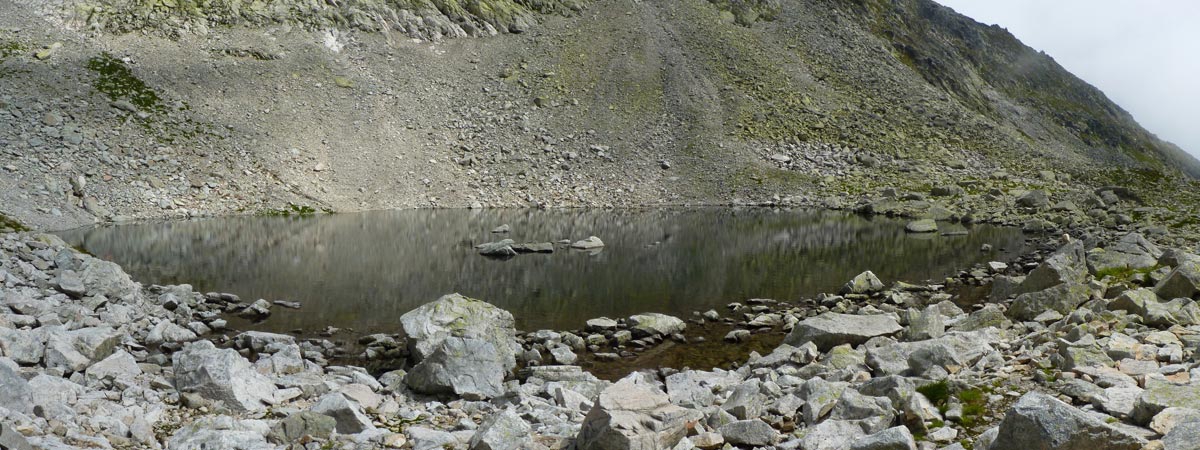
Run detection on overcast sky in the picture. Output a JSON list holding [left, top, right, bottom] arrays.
[[933, 1, 1200, 159]]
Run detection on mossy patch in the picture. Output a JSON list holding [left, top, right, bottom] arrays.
[[86, 52, 164, 112], [259, 203, 330, 217], [0, 213, 30, 233]]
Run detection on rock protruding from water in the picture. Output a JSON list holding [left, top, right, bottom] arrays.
[[571, 236, 605, 249], [991, 392, 1147, 449], [575, 374, 702, 450], [841, 270, 885, 295], [905, 219, 938, 233], [172, 340, 279, 412], [627, 313, 686, 338], [784, 312, 901, 351]]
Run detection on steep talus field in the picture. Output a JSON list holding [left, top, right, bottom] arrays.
[[1, 0, 1198, 232]]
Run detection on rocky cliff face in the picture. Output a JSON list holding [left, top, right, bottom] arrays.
[[1, 0, 1197, 230]]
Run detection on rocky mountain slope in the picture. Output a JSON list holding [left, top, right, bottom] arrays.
[[1, 0, 1198, 232]]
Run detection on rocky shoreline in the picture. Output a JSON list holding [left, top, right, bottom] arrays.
[[3, 208, 1200, 449]]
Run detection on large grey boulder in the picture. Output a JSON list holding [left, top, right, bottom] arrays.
[[1132, 378, 1200, 425], [405, 336, 508, 400], [269, 411, 336, 443], [1163, 420, 1200, 450], [784, 312, 901, 351], [168, 416, 273, 450], [627, 313, 686, 338], [400, 293, 519, 372], [0, 327, 47, 365], [1016, 190, 1050, 208], [43, 326, 121, 373], [850, 426, 917, 450], [717, 420, 778, 447], [721, 379, 764, 420], [866, 330, 997, 377], [1008, 282, 1091, 321], [795, 419, 867, 450], [575, 374, 703, 450], [1157, 260, 1200, 300], [310, 392, 374, 434], [469, 408, 532, 450], [173, 340, 279, 412], [0, 424, 32, 450], [1020, 241, 1088, 293], [1087, 233, 1162, 274], [79, 258, 140, 301], [991, 392, 1147, 449], [842, 271, 885, 294], [0, 357, 33, 415]]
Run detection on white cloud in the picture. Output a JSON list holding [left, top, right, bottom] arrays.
[[933, 0, 1200, 159]]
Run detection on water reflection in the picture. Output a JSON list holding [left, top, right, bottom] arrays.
[[59, 208, 1027, 332]]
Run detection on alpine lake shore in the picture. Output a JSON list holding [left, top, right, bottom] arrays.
[[3, 186, 1200, 450]]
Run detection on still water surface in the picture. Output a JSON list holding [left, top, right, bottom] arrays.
[[60, 208, 1027, 332]]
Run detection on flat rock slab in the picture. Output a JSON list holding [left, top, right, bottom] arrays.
[[784, 312, 901, 351]]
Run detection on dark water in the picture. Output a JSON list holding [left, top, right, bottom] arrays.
[[59, 208, 1027, 333]]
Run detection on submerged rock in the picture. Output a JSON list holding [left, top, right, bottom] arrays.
[[905, 219, 938, 233]]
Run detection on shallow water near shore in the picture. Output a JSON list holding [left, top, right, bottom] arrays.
[[59, 208, 1027, 333]]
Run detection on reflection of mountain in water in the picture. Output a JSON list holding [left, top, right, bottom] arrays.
[[59, 209, 1027, 332]]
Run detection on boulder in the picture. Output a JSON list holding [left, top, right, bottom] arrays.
[[234, 331, 297, 353], [1132, 378, 1200, 425], [1016, 190, 1050, 208], [478, 239, 518, 258], [721, 379, 764, 420], [865, 331, 997, 377], [400, 293, 518, 372], [905, 219, 938, 233], [1156, 260, 1200, 300], [269, 411, 337, 443], [0, 328, 47, 365], [0, 358, 33, 415], [168, 417, 272, 450], [79, 258, 140, 301], [310, 392, 374, 434], [784, 312, 901, 351], [0, 424, 31, 450], [850, 426, 917, 450], [1164, 420, 1200, 450], [173, 340, 278, 412], [717, 420, 778, 447], [795, 419, 866, 450], [469, 408, 532, 450], [992, 392, 1147, 449], [628, 313, 686, 338], [1008, 282, 1091, 321], [571, 236, 605, 249], [44, 326, 121, 373], [1087, 233, 1162, 274], [1021, 241, 1088, 293], [575, 374, 703, 450], [85, 349, 141, 383], [405, 336, 508, 399], [841, 271, 885, 294]]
